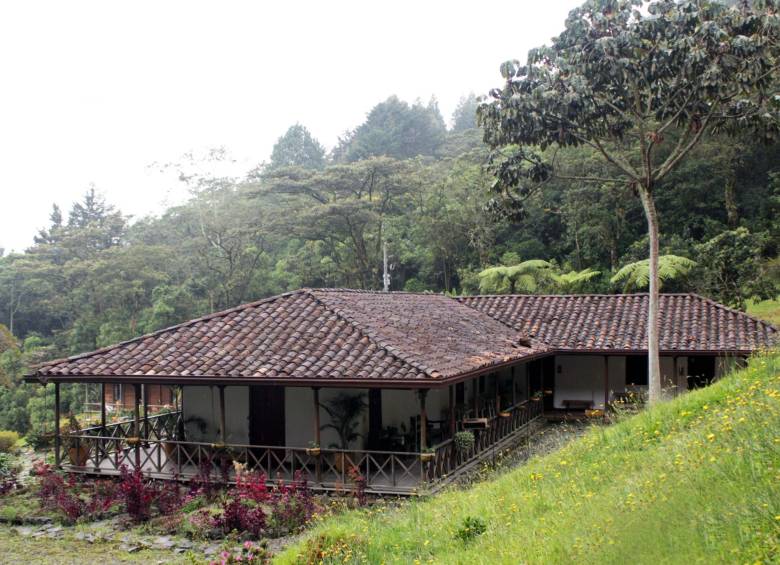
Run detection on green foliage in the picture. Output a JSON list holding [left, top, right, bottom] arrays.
[[279, 352, 780, 564], [0, 431, 19, 452], [611, 255, 697, 291], [477, 259, 554, 294], [694, 227, 778, 309], [453, 431, 475, 453], [319, 393, 366, 450], [336, 96, 446, 162], [269, 124, 326, 171], [454, 515, 487, 543], [450, 93, 479, 132]]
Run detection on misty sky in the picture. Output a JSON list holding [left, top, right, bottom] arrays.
[[0, 0, 582, 253]]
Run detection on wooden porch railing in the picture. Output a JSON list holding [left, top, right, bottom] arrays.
[[57, 401, 543, 495]]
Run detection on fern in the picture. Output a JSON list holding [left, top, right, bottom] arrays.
[[477, 260, 554, 294], [610, 255, 696, 291]]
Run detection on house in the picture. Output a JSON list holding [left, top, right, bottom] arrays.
[[26, 289, 776, 495]]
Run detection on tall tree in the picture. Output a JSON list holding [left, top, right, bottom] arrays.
[[479, 0, 779, 402], [340, 96, 446, 162], [269, 124, 326, 170], [451, 92, 479, 131]]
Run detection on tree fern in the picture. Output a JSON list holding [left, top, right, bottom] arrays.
[[551, 268, 601, 292], [477, 260, 554, 294], [611, 255, 696, 292]]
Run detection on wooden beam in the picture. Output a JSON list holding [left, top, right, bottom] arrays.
[[218, 385, 226, 444], [418, 389, 428, 451], [54, 382, 61, 468]]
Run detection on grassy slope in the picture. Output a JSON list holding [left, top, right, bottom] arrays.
[[748, 298, 780, 327], [277, 352, 780, 564]]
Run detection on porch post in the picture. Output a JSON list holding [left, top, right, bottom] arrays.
[[100, 383, 106, 431], [312, 387, 322, 484], [448, 385, 456, 437], [54, 382, 61, 468], [312, 387, 321, 446], [142, 384, 149, 440], [218, 385, 226, 445], [511, 366, 517, 406], [472, 378, 479, 416], [603, 356, 609, 411], [673, 356, 679, 396], [133, 383, 141, 470], [494, 374, 501, 415], [418, 389, 428, 451]]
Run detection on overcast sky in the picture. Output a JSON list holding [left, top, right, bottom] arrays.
[[0, 0, 581, 253]]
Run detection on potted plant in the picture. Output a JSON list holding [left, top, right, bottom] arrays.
[[420, 448, 436, 463], [63, 415, 89, 466], [320, 393, 366, 472], [531, 391, 543, 402], [306, 441, 321, 457], [453, 430, 475, 454]]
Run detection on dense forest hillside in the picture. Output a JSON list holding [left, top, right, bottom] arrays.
[[0, 92, 778, 434]]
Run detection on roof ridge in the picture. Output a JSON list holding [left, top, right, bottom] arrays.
[[32, 289, 313, 372], [459, 292, 700, 299], [306, 290, 441, 378]]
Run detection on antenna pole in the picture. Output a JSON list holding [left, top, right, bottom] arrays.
[[382, 240, 390, 292]]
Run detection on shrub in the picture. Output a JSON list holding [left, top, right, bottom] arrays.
[[25, 429, 52, 450], [118, 465, 155, 522], [209, 540, 271, 565], [268, 472, 315, 535], [0, 431, 19, 452], [454, 515, 487, 543], [214, 495, 266, 537], [347, 466, 367, 507], [454, 431, 476, 453], [235, 470, 269, 503], [154, 478, 182, 515]]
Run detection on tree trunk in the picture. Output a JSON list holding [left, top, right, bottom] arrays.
[[637, 185, 662, 404], [724, 177, 738, 228]]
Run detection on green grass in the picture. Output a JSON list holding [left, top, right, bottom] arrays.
[[277, 352, 780, 564], [0, 526, 192, 563], [748, 298, 780, 327]]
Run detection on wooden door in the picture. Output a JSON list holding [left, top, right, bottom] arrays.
[[249, 386, 285, 446]]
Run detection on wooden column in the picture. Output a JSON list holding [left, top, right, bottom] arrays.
[[100, 383, 106, 431], [448, 385, 456, 437], [218, 385, 226, 444], [472, 378, 479, 416], [54, 382, 61, 468], [511, 366, 517, 406], [673, 356, 679, 396], [142, 384, 149, 440], [418, 389, 428, 451], [494, 374, 501, 415], [133, 384, 141, 470], [603, 356, 609, 411], [312, 387, 321, 446]]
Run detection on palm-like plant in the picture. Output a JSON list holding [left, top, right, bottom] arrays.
[[550, 268, 601, 293], [611, 255, 696, 292], [320, 393, 366, 449], [477, 260, 554, 294]]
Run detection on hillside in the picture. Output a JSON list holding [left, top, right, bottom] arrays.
[[277, 352, 780, 564]]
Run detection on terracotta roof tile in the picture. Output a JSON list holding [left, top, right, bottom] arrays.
[[458, 293, 777, 353], [33, 289, 544, 382]]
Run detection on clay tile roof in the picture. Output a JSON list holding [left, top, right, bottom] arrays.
[[32, 289, 545, 382], [457, 293, 778, 353]]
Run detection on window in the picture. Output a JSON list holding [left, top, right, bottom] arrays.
[[626, 355, 649, 386]]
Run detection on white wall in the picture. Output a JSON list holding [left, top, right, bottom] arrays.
[[553, 355, 608, 409], [182, 386, 249, 444]]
